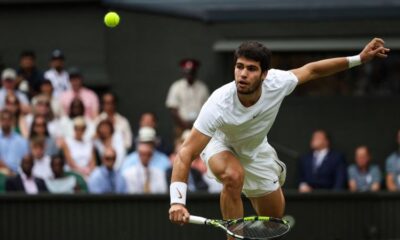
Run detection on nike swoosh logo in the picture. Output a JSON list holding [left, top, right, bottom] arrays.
[[273, 179, 278, 184], [177, 188, 183, 199]]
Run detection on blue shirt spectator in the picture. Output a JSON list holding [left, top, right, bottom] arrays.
[[121, 127, 170, 172], [386, 129, 400, 191], [88, 147, 126, 193], [348, 146, 381, 192], [0, 110, 29, 173]]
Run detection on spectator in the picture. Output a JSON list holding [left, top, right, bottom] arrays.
[[58, 97, 95, 141], [0, 68, 29, 110], [31, 136, 53, 180], [62, 117, 96, 178], [166, 59, 209, 138], [45, 155, 87, 193], [5, 154, 48, 194], [25, 94, 61, 139], [386, 129, 400, 191], [94, 119, 126, 170], [96, 92, 132, 150], [44, 49, 71, 97], [139, 111, 170, 154], [121, 127, 170, 172], [0, 110, 29, 175], [16, 50, 44, 97], [123, 141, 167, 194], [88, 147, 126, 193], [166, 132, 208, 192], [348, 146, 381, 192], [4, 94, 29, 137], [29, 115, 59, 156], [32, 80, 64, 118], [60, 67, 99, 120], [298, 130, 347, 192]]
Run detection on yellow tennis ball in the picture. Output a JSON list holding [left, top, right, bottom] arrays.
[[104, 12, 120, 28]]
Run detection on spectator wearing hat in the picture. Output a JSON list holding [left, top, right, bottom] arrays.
[[121, 127, 170, 172], [165, 59, 209, 138], [44, 49, 71, 97], [122, 140, 167, 194], [88, 147, 126, 193], [95, 92, 133, 150], [60, 67, 99, 120], [0, 110, 29, 175], [16, 50, 44, 98], [61, 117, 96, 177], [138, 111, 170, 154], [5, 154, 48, 194], [0, 68, 29, 110]]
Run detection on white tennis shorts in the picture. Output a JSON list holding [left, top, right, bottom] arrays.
[[200, 138, 286, 198]]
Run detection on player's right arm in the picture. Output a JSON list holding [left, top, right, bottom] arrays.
[[169, 128, 211, 225]]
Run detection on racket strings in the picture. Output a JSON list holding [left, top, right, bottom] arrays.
[[227, 220, 289, 239]]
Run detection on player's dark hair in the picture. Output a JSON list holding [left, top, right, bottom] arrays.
[[234, 41, 271, 72]]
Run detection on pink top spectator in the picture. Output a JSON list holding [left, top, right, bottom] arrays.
[[60, 88, 99, 120]]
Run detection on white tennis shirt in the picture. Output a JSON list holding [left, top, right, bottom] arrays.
[[194, 69, 298, 163]]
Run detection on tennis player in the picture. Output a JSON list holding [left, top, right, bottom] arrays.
[[169, 38, 389, 230]]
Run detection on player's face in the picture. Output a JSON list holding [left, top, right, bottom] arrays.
[[234, 57, 267, 95]]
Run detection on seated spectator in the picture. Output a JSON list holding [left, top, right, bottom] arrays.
[[29, 115, 59, 156], [45, 155, 87, 193], [5, 154, 48, 194], [348, 146, 381, 192], [93, 119, 126, 170], [58, 97, 95, 141], [166, 132, 208, 192], [121, 127, 170, 172], [88, 147, 126, 193], [16, 50, 44, 98], [44, 49, 70, 98], [0, 68, 29, 111], [31, 137, 53, 180], [298, 130, 347, 192], [62, 117, 96, 178], [4, 94, 29, 137], [60, 67, 99, 120], [0, 110, 29, 175], [123, 141, 167, 194], [386, 129, 400, 191], [32, 80, 64, 118], [96, 92, 132, 150], [25, 94, 61, 138], [139, 111, 170, 154]]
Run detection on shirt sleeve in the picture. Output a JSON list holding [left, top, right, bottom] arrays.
[[386, 154, 396, 174], [268, 69, 299, 96], [347, 165, 357, 180], [165, 82, 180, 108], [193, 96, 222, 137], [371, 165, 382, 184]]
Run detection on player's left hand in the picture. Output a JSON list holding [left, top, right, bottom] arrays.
[[359, 38, 390, 63]]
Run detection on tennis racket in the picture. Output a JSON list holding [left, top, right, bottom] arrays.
[[189, 215, 290, 239]]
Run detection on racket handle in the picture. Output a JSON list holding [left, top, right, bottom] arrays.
[[189, 215, 207, 225]]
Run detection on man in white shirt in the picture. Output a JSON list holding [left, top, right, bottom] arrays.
[[168, 38, 390, 230], [166, 59, 209, 138], [31, 137, 53, 180], [44, 49, 71, 97]]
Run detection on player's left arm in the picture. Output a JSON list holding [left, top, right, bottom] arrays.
[[291, 38, 390, 85]]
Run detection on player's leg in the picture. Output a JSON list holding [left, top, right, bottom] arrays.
[[208, 151, 244, 220], [248, 187, 285, 218]]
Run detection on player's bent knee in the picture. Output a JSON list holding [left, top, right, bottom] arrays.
[[221, 168, 244, 190]]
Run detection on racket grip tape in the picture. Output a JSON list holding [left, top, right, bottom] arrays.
[[189, 215, 207, 225]]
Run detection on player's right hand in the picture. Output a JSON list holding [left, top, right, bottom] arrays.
[[169, 204, 190, 225]]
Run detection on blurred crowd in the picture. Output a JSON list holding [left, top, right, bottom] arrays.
[[0, 50, 399, 195]]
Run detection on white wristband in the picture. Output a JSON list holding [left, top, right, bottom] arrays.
[[170, 182, 187, 205], [346, 55, 362, 68]]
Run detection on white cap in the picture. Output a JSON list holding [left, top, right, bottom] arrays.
[[73, 117, 86, 128], [1, 68, 16, 80], [138, 127, 156, 142]]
